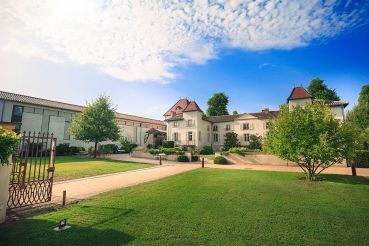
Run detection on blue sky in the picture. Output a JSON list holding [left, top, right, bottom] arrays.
[[1, 1, 368, 119]]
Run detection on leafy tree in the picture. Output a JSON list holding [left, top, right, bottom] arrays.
[[264, 103, 347, 181], [206, 92, 229, 116], [223, 132, 239, 151], [346, 84, 369, 149], [307, 78, 340, 101], [232, 110, 238, 115], [70, 95, 120, 158], [248, 134, 263, 150]]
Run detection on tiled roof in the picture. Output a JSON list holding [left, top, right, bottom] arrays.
[[0, 90, 165, 126], [183, 101, 203, 112], [165, 115, 184, 121], [164, 98, 189, 116], [314, 99, 349, 108], [287, 86, 312, 101], [249, 111, 278, 120], [204, 115, 238, 123]]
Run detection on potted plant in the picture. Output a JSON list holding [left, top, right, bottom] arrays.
[[0, 127, 19, 223]]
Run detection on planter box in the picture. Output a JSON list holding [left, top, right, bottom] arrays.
[[0, 164, 10, 224]]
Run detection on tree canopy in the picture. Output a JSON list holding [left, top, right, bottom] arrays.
[[307, 78, 340, 101], [265, 103, 349, 181], [232, 110, 238, 115], [70, 95, 120, 158], [223, 132, 240, 151], [206, 92, 229, 116]]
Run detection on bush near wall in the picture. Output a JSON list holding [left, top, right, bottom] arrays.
[[214, 156, 228, 164], [162, 141, 175, 148], [355, 150, 369, 168], [199, 146, 214, 155], [221, 147, 261, 156], [99, 144, 119, 154], [56, 143, 85, 156], [177, 155, 189, 162]]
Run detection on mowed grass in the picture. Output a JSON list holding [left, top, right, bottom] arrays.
[[1, 169, 369, 245], [53, 156, 153, 182]]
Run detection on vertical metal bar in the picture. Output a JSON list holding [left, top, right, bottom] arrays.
[[21, 132, 30, 185], [38, 132, 45, 181], [48, 135, 56, 180], [159, 155, 162, 165], [27, 132, 35, 182], [42, 132, 49, 181], [202, 158, 204, 168], [33, 132, 40, 182]]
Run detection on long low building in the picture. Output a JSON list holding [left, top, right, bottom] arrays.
[[0, 91, 166, 148]]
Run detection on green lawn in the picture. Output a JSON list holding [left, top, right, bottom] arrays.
[[53, 156, 153, 182], [1, 169, 369, 245]]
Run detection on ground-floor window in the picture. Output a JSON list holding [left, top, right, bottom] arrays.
[[198, 131, 201, 141], [207, 133, 210, 142], [213, 133, 218, 142], [188, 131, 193, 141], [244, 133, 250, 142], [174, 132, 179, 141]]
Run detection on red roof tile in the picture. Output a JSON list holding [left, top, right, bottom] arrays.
[[287, 87, 312, 101], [183, 101, 202, 112], [164, 98, 190, 116]]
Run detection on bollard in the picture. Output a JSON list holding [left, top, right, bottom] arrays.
[[202, 158, 204, 168], [350, 160, 357, 176], [62, 190, 66, 206], [159, 155, 162, 165]]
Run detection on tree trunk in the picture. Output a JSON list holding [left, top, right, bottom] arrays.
[[94, 141, 98, 158]]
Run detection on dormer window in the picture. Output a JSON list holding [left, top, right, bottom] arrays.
[[176, 106, 182, 110]]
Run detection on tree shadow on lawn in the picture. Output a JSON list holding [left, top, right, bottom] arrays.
[[0, 208, 136, 246], [318, 174, 369, 186]]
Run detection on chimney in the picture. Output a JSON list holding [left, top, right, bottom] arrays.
[[262, 108, 269, 113]]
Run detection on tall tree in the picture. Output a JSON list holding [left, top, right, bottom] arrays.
[[70, 95, 120, 158], [265, 103, 348, 181], [223, 132, 240, 151], [206, 92, 229, 116], [307, 78, 340, 101], [232, 110, 238, 115], [346, 84, 369, 149]]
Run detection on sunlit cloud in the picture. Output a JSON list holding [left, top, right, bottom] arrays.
[[0, 0, 367, 83]]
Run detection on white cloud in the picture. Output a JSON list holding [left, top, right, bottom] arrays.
[[0, 0, 367, 83]]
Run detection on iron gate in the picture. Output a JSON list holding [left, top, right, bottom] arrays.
[[7, 132, 56, 209]]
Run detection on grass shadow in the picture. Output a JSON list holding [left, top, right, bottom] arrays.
[[319, 174, 369, 185], [0, 208, 136, 246]]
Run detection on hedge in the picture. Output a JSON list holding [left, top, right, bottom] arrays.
[[177, 155, 189, 162], [355, 150, 369, 168], [199, 146, 214, 155], [214, 156, 228, 164]]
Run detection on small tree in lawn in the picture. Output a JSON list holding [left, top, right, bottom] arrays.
[[223, 132, 240, 151], [70, 95, 120, 158], [264, 103, 346, 181]]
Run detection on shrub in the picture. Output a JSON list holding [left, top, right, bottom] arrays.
[[248, 134, 263, 150], [99, 144, 119, 154], [177, 155, 189, 162], [199, 146, 214, 155], [355, 150, 369, 168], [0, 127, 19, 164], [192, 155, 199, 162], [148, 149, 160, 155], [162, 141, 175, 148], [120, 138, 135, 153], [214, 156, 228, 164], [69, 146, 82, 155], [56, 143, 70, 156], [223, 132, 240, 151]]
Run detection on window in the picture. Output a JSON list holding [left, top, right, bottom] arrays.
[[243, 123, 249, 130], [187, 120, 193, 127], [11, 105, 24, 123], [174, 132, 179, 141], [225, 124, 231, 131], [244, 133, 250, 142], [213, 133, 218, 142], [198, 131, 201, 141], [11, 105, 24, 133], [173, 121, 179, 127], [188, 132, 193, 141], [207, 125, 210, 131], [213, 125, 218, 131], [207, 133, 210, 142], [176, 106, 181, 110]]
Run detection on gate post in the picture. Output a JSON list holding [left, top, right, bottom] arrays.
[[0, 156, 11, 224]]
